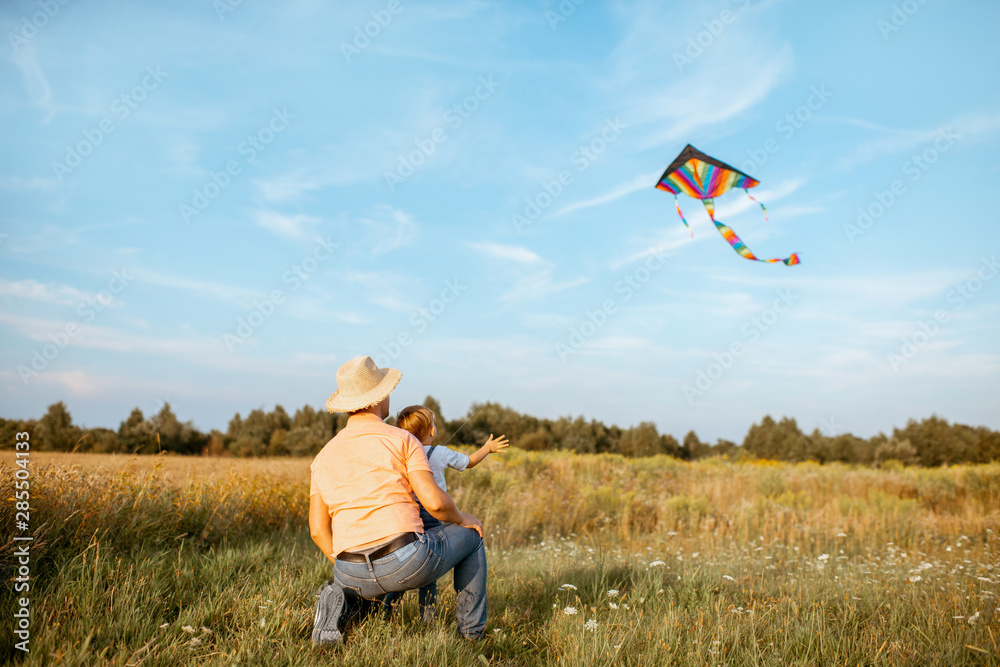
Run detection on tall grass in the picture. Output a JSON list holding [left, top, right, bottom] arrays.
[[1, 451, 998, 665]]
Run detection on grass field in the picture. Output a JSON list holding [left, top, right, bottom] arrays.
[[2, 450, 999, 665]]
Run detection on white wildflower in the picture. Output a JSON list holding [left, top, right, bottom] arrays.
[[967, 611, 979, 625], [607, 589, 619, 597], [563, 606, 578, 615], [609, 602, 619, 609], [559, 583, 578, 591], [259, 618, 266, 627], [817, 554, 830, 561], [201, 627, 213, 635], [159, 623, 170, 629], [188, 637, 202, 646], [837, 533, 847, 537], [722, 575, 735, 581], [650, 560, 666, 567], [909, 576, 922, 582], [584, 619, 598, 631], [181, 625, 196, 634]]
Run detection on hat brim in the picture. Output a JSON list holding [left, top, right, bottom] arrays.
[[324, 368, 401, 413]]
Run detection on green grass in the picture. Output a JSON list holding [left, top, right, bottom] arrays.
[[2, 455, 999, 665]]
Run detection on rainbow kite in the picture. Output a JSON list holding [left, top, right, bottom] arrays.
[[655, 144, 800, 265]]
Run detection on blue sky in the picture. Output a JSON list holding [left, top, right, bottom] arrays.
[[2, 0, 998, 442]]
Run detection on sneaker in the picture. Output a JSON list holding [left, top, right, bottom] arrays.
[[312, 581, 345, 645]]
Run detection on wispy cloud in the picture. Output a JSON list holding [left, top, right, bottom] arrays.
[[346, 271, 415, 312], [11, 44, 56, 122], [360, 205, 418, 254], [833, 108, 1000, 171], [551, 171, 658, 218], [0, 278, 101, 307], [135, 270, 259, 304], [466, 241, 545, 264], [252, 210, 322, 240]]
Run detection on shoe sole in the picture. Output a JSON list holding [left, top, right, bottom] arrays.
[[312, 582, 344, 645]]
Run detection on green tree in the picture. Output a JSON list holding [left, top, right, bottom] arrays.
[[874, 437, 919, 467], [37, 401, 80, 451], [619, 422, 661, 457], [742, 415, 809, 462], [119, 407, 155, 453]]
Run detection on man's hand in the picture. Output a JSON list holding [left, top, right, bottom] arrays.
[[458, 511, 484, 538]]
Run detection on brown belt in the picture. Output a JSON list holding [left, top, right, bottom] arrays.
[[336, 532, 418, 563]]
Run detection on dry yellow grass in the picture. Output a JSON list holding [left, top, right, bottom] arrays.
[[2, 450, 998, 665], [0, 451, 309, 485]]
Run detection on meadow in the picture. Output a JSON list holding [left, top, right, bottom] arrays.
[[1, 450, 998, 666]]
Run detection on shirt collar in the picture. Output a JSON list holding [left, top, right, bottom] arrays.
[[347, 412, 386, 426]]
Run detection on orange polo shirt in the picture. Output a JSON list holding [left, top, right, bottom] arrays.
[[310, 412, 431, 555]]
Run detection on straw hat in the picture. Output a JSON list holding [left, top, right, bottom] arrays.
[[324, 356, 402, 413]]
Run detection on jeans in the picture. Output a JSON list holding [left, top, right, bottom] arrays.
[[382, 502, 441, 620], [333, 522, 487, 638]]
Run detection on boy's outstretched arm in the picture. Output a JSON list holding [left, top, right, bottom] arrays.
[[466, 434, 509, 468]]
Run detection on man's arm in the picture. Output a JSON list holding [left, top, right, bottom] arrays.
[[409, 469, 483, 537], [308, 494, 337, 564]]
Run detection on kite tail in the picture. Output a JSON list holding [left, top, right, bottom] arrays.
[[703, 198, 800, 266], [745, 188, 768, 221], [674, 194, 693, 237]]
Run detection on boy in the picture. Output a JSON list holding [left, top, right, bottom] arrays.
[[383, 405, 509, 623]]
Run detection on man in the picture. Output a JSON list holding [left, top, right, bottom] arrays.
[[309, 355, 487, 643]]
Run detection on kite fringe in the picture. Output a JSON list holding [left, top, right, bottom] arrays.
[[674, 194, 692, 237], [745, 188, 768, 221]]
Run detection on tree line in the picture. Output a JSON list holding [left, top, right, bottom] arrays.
[[2, 399, 998, 467]]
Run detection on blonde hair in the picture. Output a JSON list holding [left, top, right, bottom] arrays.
[[396, 405, 435, 442]]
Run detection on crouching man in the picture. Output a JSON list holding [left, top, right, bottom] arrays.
[[309, 356, 487, 643]]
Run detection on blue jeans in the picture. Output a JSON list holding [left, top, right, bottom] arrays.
[[382, 502, 441, 620], [333, 523, 487, 638]]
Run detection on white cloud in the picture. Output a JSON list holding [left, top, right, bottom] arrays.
[[834, 108, 1000, 171], [0, 278, 102, 307], [550, 171, 658, 218], [252, 210, 322, 240], [11, 44, 56, 123], [135, 270, 259, 304], [360, 205, 418, 254], [466, 241, 545, 264]]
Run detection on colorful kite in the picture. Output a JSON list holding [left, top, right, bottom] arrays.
[[655, 144, 800, 265]]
